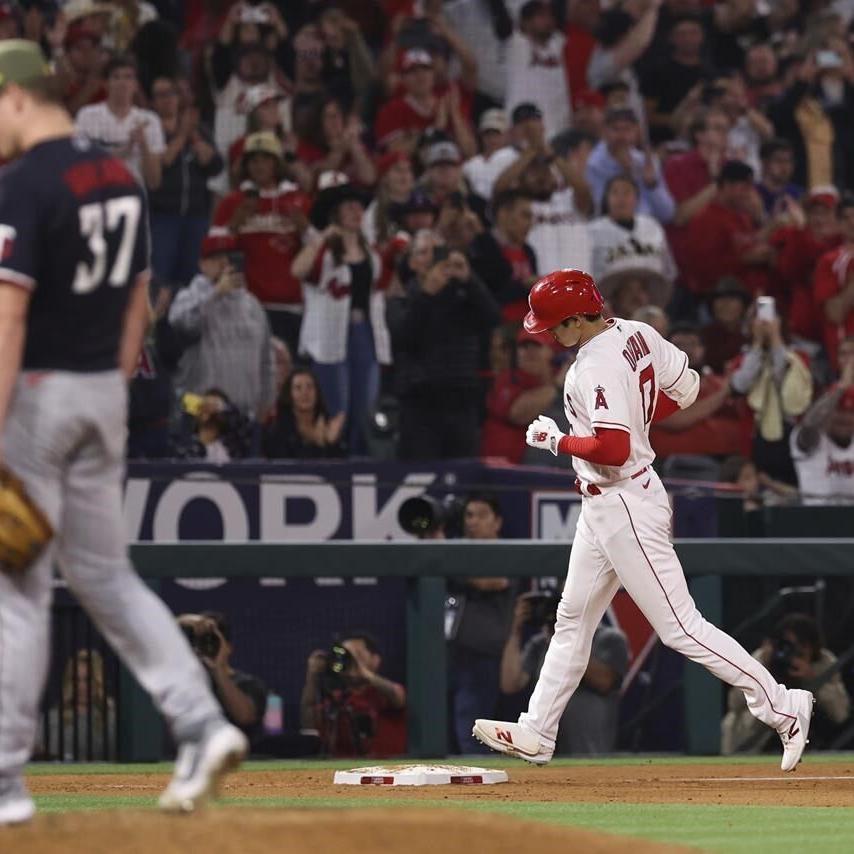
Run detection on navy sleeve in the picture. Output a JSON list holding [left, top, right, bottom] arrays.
[[0, 168, 39, 289]]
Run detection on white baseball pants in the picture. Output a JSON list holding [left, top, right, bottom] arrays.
[[520, 469, 798, 750], [0, 371, 222, 776]]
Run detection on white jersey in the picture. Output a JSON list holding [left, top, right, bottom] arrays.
[[563, 318, 699, 485], [790, 429, 854, 505]]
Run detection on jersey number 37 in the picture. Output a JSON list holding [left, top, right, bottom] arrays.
[[72, 195, 141, 294]]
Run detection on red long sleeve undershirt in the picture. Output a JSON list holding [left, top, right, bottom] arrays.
[[555, 393, 679, 466], [557, 429, 630, 466]]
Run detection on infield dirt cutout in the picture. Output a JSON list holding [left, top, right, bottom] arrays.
[[8, 761, 852, 853]]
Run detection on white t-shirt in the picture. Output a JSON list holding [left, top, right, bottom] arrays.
[[587, 214, 677, 285], [529, 186, 590, 274], [443, 0, 509, 101], [790, 429, 854, 505], [75, 103, 165, 184], [463, 146, 519, 202], [564, 318, 700, 485], [505, 31, 571, 140]]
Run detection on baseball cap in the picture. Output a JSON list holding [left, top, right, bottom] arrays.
[[0, 40, 50, 89], [805, 185, 840, 209], [718, 159, 755, 184], [519, 0, 550, 22], [401, 189, 438, 215], [64, 20, 100, 48], [244, 83, 283, 114], [817, 51, 844, 71], [511, 102, 543, 125], [242, 131, 283, 161], [426, 140, 461, 167], [377, 150, 410, 179], [479, 108, 508, 134], [710, 276, 751, 304], [401, 48, 433, 72], [201, 227, 237, 258]]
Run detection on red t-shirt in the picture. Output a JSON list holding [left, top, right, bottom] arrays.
[[374, 95, 436, 149], [650, 372, 747, 458], [771, 225, 840, 343], [813, 246, 854, 369], [684, 200, 771, 296], [213, 187, 312, 306], [317, 684, 407, 758], [563, 23, 597, 109], [481, 369, 548, 463], [663, 149, 713, 280], [500, 244, 536, 323]]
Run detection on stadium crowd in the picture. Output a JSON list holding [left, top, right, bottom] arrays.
[[8, 0, 854, 505]]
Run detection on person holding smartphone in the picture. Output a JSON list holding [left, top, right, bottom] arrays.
[[729, 297, 814, 484], [169, 229, 275, 421]]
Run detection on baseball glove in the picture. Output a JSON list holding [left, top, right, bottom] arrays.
[[0, 464, 53, 575]]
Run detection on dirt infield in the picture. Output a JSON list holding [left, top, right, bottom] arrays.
[[4, 809, 696, 854], [27, 760, 854, 807]]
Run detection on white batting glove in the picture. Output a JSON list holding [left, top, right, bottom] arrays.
[[526, 415, 564, 456]]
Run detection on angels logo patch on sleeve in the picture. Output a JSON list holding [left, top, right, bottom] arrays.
[[594, 385, 609, 410]]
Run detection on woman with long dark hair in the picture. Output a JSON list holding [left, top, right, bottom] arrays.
[[263, 368, 345, 459], [296, 95, 377, 188]]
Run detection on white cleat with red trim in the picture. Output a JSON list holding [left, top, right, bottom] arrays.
[[472, 719, 552, 765], [779, 689, 815, 772]]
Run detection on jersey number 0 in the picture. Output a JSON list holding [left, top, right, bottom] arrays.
[[72, 196, 142, 294], [639, 364, 656, 425]]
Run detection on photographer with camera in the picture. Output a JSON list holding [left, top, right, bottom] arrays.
[[500, 593, 628, 755], [169, 228, 275, 420], [178, 612, 268, 744], [300, 633, 406, 758], [722, 613, 850, 754]]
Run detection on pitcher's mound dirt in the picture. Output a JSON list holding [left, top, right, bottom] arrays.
[[3, 808, 694, 854]]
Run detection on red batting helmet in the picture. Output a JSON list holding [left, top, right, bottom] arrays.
[[523, 269, 604, 333]]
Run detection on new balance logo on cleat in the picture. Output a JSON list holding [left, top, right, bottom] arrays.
[[495, 729, 514, 745]]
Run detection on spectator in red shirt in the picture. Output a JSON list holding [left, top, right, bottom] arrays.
[[684, 160, 775, 298], [296, 95, 377, 189], [481, 328, 559, 464], [56, 21, 108, 116], [771, 187, 840, 344], [468, 189, 538, 323], [700, 277, 751, 375], [374, 48, 441, 152], [664, 107, 730, 301], [813, 193, 854, 370], [650, 324, 744, 460], [301, 632, 406, 758], [213, 131, 312, 356]]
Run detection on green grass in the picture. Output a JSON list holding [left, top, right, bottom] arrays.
[[27, 755, 854, 853]]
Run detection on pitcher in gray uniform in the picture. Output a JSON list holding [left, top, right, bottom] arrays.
[[0, 41, 247, 825]]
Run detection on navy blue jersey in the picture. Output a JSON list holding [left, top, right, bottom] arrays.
[[0, 135, 149, 372]]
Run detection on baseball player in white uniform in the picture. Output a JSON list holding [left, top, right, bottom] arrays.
[[473, 269, 814, 771]]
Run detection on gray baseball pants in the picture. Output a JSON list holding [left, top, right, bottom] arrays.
[[0, 370, 221, 775]]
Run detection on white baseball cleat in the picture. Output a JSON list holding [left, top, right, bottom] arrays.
[[0, 777, 35, 826], [159, 720, 248, 813], [779, 689, 815, 772], [472, 719, 552, 765]]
